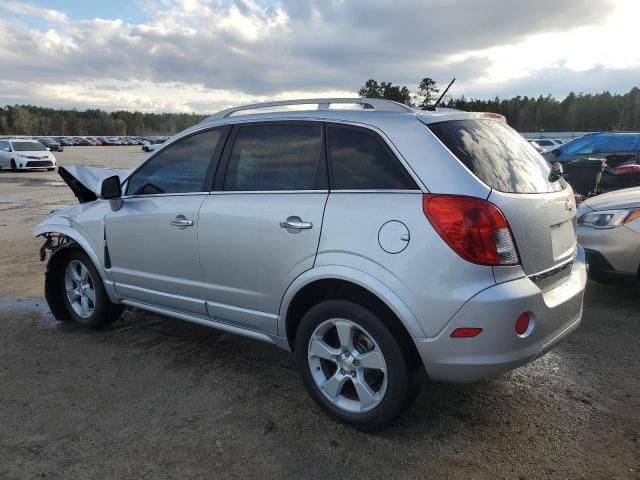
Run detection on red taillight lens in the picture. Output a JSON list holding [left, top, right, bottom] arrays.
[[614, 164, 640, 175], [423, 194, 520, 266]]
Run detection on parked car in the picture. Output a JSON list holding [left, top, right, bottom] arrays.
[[577, 187, 640, 284], [529, 139, 561, 153], [37, 137, 64, 152], [57, 138, 74, 147], [544, 132, 640, 163], [141, 138, 167, 152], [0, 138, 57, 171], [34, 98, 586, 429]]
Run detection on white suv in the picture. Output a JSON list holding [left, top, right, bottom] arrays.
[[34, 98, 586, 429], [0, 138, 58, 171]]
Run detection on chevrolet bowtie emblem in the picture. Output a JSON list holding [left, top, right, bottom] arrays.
[[565, 197, 575, 211]]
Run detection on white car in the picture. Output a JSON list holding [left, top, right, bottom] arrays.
[[0, 138, 58, 171], [529, 139, 562, 153], [577, 186, 640, 285]]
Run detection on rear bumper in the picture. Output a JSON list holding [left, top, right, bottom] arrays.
[[415, 246, 587, 383]]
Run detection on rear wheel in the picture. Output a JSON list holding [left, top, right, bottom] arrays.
[[56, 249, 122, 328], [295, 299, 419, 430]]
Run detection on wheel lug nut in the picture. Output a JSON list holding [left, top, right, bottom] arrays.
[[353, 360, 359, 366], [350, 371, 356, 377], [339, 369, 345, 375]]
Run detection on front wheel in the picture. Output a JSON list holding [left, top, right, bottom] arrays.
[[295, 300, 419, 430], [56, 249, 123, 328], [10, 159, 17, 171]]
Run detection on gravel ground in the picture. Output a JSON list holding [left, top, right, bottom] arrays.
[[0, 147, 638, 479]]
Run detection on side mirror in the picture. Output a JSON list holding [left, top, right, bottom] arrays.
[[98, 175, 123, 211], [100, 175, 122, 199]]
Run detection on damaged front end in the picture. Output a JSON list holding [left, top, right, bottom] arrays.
[[57, 165, 129, 203], [39, 232, 71, 261]]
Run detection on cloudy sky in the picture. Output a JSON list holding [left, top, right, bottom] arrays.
[[0, 0, 638, 113]]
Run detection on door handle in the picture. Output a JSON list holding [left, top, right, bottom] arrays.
[[280, 217, 313, 230], [170, 215, 194, 229]]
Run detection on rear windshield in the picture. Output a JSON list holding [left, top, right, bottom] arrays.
[[428, 119, 563, 193], [11, 141, 47, 152]]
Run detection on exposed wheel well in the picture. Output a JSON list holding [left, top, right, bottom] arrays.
[[285, 279, 421, 368]]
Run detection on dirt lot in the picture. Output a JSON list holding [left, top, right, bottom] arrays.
[[0, 147, 638, 479]]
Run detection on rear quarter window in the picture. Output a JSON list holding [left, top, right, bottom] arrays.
[[428, 119, 564, 194]]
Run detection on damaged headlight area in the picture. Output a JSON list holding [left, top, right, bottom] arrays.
[[39, 233, 71, 261]]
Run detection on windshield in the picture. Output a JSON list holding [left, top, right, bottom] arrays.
[[562, 135, 597, 155], [428, 119, 564, 193], [12, 141, 48, 152]]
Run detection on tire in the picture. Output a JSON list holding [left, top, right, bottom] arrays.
[[10, 159, 17, 171], [295, 299, 420, 430], [55, 249, 123, 328]]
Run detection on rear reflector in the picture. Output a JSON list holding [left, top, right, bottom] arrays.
[[451, 327, 483, 338], [515, 313, 530, 336], [423, 194, 520, 266]]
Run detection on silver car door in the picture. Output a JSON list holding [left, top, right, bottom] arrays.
[[104, 128, 226, 316], [198, 121, 327, 335]]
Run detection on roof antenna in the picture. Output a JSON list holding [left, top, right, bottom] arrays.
[[425, 77, 455, 111]]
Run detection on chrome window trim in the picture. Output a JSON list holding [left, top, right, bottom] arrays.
[[327, 189, 423, 194], [210, 190, 329, 195], [121, 192, 210, 200]]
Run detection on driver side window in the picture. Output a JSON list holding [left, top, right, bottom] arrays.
[[126, 129, 222, 196]]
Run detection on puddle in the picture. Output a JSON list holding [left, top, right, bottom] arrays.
[[0, 177, 66, 187], [0, 297, 59, 327]]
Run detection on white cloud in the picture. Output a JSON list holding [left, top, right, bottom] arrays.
[[0, 0, 635, 113]]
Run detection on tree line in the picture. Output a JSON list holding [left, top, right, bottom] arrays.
[[0, 105, 207, 137], [360, 78, 640, 132], [2, 81, 640, 136]]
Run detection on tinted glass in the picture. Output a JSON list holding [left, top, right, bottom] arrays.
[[429, 119, 563, 193], [12, 141, 47, 152], [563, 135, 597, 155], [328, 126, 417, 190], [127, 129, 221, 195], [224, 124, 323, 191]]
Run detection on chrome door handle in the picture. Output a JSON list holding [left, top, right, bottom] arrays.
[[280, 217, 313, 230], [170, 215, 194, 228]]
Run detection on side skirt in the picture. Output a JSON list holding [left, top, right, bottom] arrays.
[[120, 298, 291, 350]]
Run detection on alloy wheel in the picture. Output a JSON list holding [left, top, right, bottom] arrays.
[[64, 259, 96, 318], [308, 318, 388, 413]]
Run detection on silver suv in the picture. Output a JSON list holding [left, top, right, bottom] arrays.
[[35, 98, 587, 429]]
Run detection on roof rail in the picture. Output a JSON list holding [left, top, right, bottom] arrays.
[[204, 97, 415, 121]]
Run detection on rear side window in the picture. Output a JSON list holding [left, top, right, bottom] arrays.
[[224, 124, 323, 191], [428, 119, 563, 194], [327, 125, 417, 190], [126, 129, 222, 195]]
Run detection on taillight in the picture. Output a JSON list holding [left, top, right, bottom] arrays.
[[423, 194, 520, 266], [614, 164, 640, 175]]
